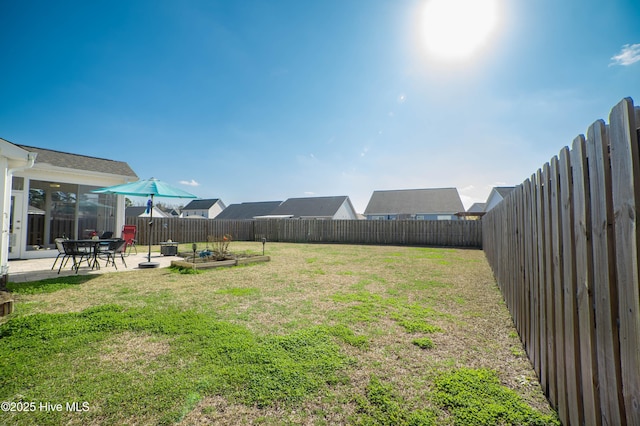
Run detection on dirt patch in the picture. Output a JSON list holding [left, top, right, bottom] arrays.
[[99, 331, 172, 370]]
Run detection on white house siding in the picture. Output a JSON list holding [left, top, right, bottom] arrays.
[[209, 203, 224, 219], [183, 202, 224, 219], [184, 209, 207, 218], [333, 200, 358, 220]]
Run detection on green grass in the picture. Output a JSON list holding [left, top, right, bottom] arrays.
[[432, 368, 560, 426], [1, 242, 556, 424], [353, 375, 437, 425], [0, 305, 353, 424], [412, 337, 435, 349], [6, 275, 96, 294]]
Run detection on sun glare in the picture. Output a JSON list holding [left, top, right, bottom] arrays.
[[422, 0, 500, 61]]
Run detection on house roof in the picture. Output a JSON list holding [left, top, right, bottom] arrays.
[[364, 188, 464, 215], [215, 201, 283, 220], [467, 202, 486, 213], [16, 144, 138, 178], [269, 196, 352, 218], [125, 206, 168, 218], [182, 199, 222, 210], [494, 186, 515, 198]]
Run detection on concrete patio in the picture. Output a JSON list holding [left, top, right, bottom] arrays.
[[7, 252, 184, 283]]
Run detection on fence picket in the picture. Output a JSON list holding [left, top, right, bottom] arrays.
[[610, 98, 640, 425], [559, 146, 584, 425], [550, 156, 567, 425], [587, 119, 625, 425], [572, 134, 602, 425]]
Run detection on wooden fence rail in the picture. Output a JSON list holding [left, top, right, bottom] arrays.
[[483, 97, 640, 426], [125, 217, 482, 249]]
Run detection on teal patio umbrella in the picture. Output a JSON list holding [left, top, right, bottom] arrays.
[[92, 178, 198, 268]]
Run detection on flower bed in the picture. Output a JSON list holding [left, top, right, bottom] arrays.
[[171, 254, 270, 270]]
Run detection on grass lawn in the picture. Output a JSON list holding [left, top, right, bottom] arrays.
[[1, 242, 558, 425]]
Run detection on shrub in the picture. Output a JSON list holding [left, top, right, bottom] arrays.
[[207, 234, 232, 260]]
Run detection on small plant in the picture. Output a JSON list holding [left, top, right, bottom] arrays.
[[412, 337, 434, 349], [207, 234, 232, 260]]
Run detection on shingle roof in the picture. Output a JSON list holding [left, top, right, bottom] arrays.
[[183, 199, 222, 210], [215, 201, 283, 220], [270, 196, 351, 218], [467, 202, 486, 213], [364, 188, 464, 215], [16, 144, 138, 178]]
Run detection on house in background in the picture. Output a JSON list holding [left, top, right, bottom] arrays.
[[1, 139, 137, 261], [125, 206, 170, 219], [181, 198, 226, 219], [364, 188, 464, 220], [456, 202, 486, 220], [258, 196, 358, 220], [484, 187, 515, 212], [215, 201, 283, 220]]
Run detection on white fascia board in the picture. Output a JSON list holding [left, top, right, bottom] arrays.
[[14, 164, 135, 187]]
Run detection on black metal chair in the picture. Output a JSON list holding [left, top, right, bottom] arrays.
[[100, 231, 114, 239], [51, 238, 70, 271], [97, 239, 128, 270], [59, 241, 94, 274]]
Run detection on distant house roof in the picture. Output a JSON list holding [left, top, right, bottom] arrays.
[[215, 201, 283, 220], [364, 188, 464, 215], [494, 187, 515, 198], [467, 202, 486, 213], [270, 196, 354, 219], [16, 144, 138, 178], [125, 206, 168, 218], [485, 186, 516, 211], [182, 199, 222, 210]]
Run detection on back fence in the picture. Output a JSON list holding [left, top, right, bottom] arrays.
[[125, 217, 482, 248], [483, 98, 640, 426]]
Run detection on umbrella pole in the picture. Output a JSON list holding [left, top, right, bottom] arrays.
[[148, 194, 153, 262], [139, 194, 159, 268]]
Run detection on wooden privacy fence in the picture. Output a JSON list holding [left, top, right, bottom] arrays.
[[125, 217, 482, 248], [483, 98, 640, 426]]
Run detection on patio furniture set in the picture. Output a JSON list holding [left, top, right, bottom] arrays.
[[51, 225, 138, 274]]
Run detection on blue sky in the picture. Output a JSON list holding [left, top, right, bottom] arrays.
[[1, 0, 639, 212]]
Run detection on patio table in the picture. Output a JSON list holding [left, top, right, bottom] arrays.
[[60, 239, 118, 273]]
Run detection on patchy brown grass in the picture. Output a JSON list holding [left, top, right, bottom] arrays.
[[98, 332, 172, 371]]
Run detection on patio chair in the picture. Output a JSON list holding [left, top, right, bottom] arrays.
[[59, 241, 94, 274], [99, 231, 114, 239], [121, 225, 137, 256], [97, 239, 128, 270], [51, 238, 71, 271]]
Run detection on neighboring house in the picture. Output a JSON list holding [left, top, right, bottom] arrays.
[[215, 201, 283, 220], [467, 202, 486, 213], [125, 206, 170, 218], [262, 196, 358, 220], [364, 188, 464, 220], [1, 139, 138, 263], [181, 198, 226, 219], [484, 187, 515, 212], [456, 202, 486, 220]]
